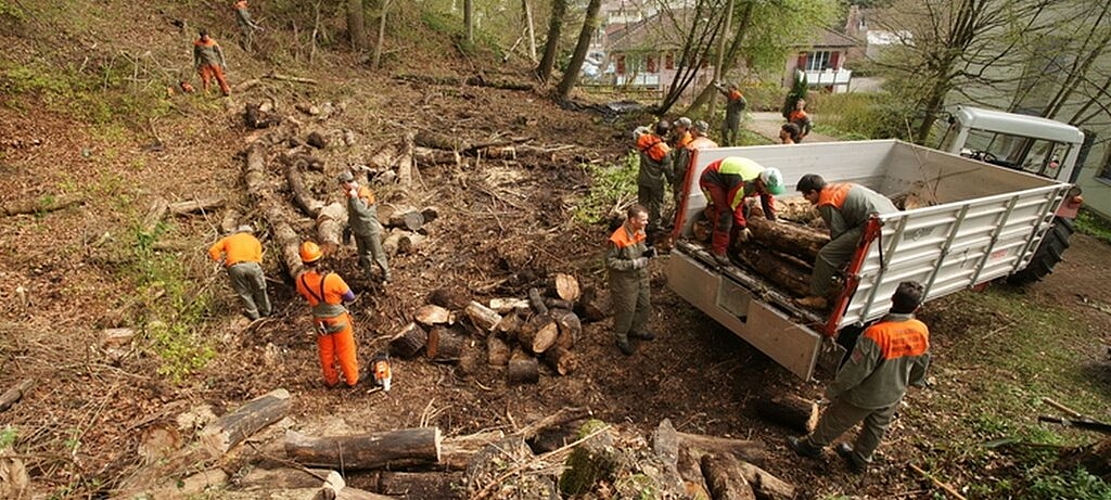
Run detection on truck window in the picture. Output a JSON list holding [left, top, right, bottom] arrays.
[[960, 129, 1071, 179]]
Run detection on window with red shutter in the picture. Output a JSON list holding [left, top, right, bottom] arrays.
[[616, 55, 626, 75], [647, 56, 656, 73], [665, 53, 674, 70]]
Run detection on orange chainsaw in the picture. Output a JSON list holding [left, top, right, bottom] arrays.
[[371, 355, 392, 392]]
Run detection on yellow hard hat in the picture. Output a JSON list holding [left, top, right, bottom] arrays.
[[300, 241, 323, 263]]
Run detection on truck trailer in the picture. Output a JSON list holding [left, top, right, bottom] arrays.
[[667, 139, 1076, 380]]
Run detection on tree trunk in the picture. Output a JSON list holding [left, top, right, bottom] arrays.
[[167, 197, 224, 216], [284, 427, 442, 470], [746, 217, 828, 264], [700, 453, 756, 500], [536, 0, 567, 83], [389, 322, 428, 358], [677, 445, 712, 500], [464, 0, 474, 43], [555, 0, 602, 99], [735, 247, 813, 298], [559, 423, 618, 496], [316, 203, 347, 255], [285, 160, 325, 218], [486, 334, 511, 366], [650, 419, 690, 496], [754, 395, 818, 434], [736, 461, 796, 500], [373, 0, 391, 68], [507, 349, 540, 384], [200, 388, 292, 457], [246, 144, 304, 279], [522, 0, 537, 62], [1, 193, 85, 217], [438, 430, 507, 471], [347, 0, 367, 51]]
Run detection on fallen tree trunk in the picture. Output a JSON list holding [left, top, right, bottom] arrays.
[[142, 197, 170, 233], [1, 193, 86, 217], [285, 159, 325, 218], [754, 395, 819, 434], [736, 461, 796, 500], [245, 143, 304, 278], [284, 427, 442, 470], [746, 217, 829, 265], [700, 453, 756, 500], [439, 430, 506, 471], [677, 432, 767, 465], [316, 203, 347, 254], [201, 388, 292, 456]]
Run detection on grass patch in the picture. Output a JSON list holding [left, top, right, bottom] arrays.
[[910, 287, 1111, 496], [572, 152, 639, 225], [807, 91, 915, 141], [1075, 208, 1111, 244]]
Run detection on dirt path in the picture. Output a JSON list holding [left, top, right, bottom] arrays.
[[747, 111, 839, 143]]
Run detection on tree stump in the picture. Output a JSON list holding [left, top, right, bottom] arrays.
[[426, 326, 465, 362], [284, 427, 442, 470], [559, 420, 618, 497], [389, 323, 428, 358], [754, 395, 819, 434], [507, 349, 539, 385]]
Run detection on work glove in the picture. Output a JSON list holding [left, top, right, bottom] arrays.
[[643, 247, 658, 259], [737, 227, 753, 243], [633, 257, 649, 269]]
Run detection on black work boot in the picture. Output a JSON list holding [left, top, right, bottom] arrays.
[[630, 330, 656, 341], [786, 436, 822, 459], [835, 443, 868, 474], [616, 339, 634, 356]]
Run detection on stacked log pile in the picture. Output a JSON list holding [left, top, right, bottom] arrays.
[[387, 273, 594, 384]]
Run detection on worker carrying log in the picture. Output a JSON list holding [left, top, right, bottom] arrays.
[[208, 225, 271, 320], [788, 281, 930, 474], [606, 205, 657, 356], [192, 29, 230, 97], [795, 174, 898, 309], [295, 241, 361, 388], [338, 171, 391, 283], [698, 157, 785, 265], [634, 121, 673, 237]]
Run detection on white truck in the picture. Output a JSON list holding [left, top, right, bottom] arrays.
[[667, 107, 1086, 380]]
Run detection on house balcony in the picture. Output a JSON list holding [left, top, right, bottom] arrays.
[[804, 68, 852, 91], [615, 73, 661, 89]]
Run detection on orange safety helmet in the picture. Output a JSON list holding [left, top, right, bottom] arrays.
[[299, 241, 323, 263]]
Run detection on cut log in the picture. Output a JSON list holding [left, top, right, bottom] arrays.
[[574, 286, 606, 323], [389, 323, 428, 358], [245, 143, 304, 279], [387, 211, 425, 232], [677, 445, 712, 500], [414, 304, 453, 327], [544, 298, 574, 311], [677, 432, 767, 465], [486, 334, 511, 367], [382, 229, 403, 258], [284, 427, 442, 470], [397, 132, 420, 188], [550, 308, 581, 350], [398, 232, 426, 255], [1, 193, 86, 217], [489, 297, 530, 313], [167, 197, 225, 216], [494, 312, 523, 336], [200, 388, 292, 457], [316, 470, 396, 500], [0, 379, 33, 413], [769, 196, 821, 224], [316, 203, 348, 254], [370, 471, 464, 499], [548, 273, 581, 302], [420, 206, 439, 223], [464, 301, 502, 333], [429, 287, 471, 311], [754, 395, 819, 434], [426, 326, 465, 362], [737, 461, 796, 500], [236, 466, 334, 489], [651, 419, 690, 497], [746, 217, 829, 264], [542, 346, 578, 375], [527, 287, 549, 315], [286, 159, 325, 218], [440, 430, 507, 471], [700, 453, 756, 500], [414, 130, 467, 151], [735, 247, 813, 298], [507, 349, 539, 385], [516, 314, 558, 354]]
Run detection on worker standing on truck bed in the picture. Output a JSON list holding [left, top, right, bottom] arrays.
[[698, 157, 785, 265], [796, 174, 898, 309], [605, 205, 657, 356], [788, 281, 930, 474]]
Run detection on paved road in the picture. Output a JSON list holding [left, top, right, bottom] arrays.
[[745, 111, 839, 143]]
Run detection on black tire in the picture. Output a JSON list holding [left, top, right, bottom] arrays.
[[1007, 216, 1074, 285]]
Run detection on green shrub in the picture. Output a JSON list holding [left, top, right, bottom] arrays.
[[1026, 467, 1111, 499], [1075, 208, 1111, 244], [572, 153, 639, 225], [808, 92, 915, 141]]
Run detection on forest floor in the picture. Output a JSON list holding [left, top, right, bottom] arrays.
[[0, 3, 1109, 499]]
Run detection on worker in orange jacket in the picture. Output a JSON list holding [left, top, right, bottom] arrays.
[[634, 121, 673, 236], [788, 98, 813, 142], [208, 225, 271, 320], [193, 29, 230, 96], [295, 242, 360, 387], [672, 120, 718, 206], [714, 82, 747, 146]]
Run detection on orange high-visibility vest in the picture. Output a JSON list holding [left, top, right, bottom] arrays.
[[637, 134, 670, 162], [208, 232, 262, 267], [609, 224, 646, 249], [864, 319, 929, 360], [817, 183, 853, 210]]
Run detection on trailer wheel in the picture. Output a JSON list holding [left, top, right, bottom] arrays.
[[1007, 216, 1074, 286]]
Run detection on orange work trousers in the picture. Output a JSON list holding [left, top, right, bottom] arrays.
[[198, 64, 231, 96], [316, 314, 359, 387]]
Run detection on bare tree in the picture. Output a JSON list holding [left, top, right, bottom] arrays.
[[348, 0, 368, 52], [537, 0, 568, 83], [555, 0, 602, 99]]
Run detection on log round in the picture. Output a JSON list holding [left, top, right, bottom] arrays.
[[389, 323, 428, 358], [507, 349, 539, 385]]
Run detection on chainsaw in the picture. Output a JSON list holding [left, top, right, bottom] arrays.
[[371, 354, 392, 392]]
